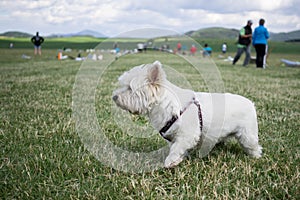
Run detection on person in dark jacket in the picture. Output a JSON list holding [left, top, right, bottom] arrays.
[[31, 32, 44, 55], [252, 18, 270, 68], [233, 20, 253, 66]]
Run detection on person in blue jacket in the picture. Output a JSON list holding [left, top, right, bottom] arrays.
[[252, 19, 270, 68]]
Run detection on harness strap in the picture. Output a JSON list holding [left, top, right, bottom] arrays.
[[159, 97, 203, 142], [159, 115, 178, 135], [193, 97, 203, 132]]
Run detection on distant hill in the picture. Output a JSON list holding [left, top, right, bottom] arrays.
[[0, 31, 32, 38], [76, 30, 106, 38], [48, 30, 106, 38], [1, 28, 299, 41], [186, 27, 300, 42], [0, 30, 106, 38], [270, 30, 300, 42], [186, 27, 239, 39]]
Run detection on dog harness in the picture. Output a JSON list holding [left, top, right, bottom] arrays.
[[159, 97, 203, 142]]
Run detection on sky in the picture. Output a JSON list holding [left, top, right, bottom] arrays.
[[0, 0, 299, 37]]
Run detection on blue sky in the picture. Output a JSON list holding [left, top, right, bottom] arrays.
[[1, 0, 299, 36]]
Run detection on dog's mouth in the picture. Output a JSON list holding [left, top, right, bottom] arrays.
[[113, 99, 140, 115], [112, 93, 143, 115], [128, 110, 140, 115]]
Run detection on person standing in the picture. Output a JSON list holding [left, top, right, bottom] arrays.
[[190, 44, 197, 56], [252, 18, 270, 68], [31, 32, 44, 55], [203, 44, 212, 57], [177, 42, 182, 53], [222, 42, 227, 54], [232, 20, 253, 66]]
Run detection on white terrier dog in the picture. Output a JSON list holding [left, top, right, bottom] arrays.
[[113, 61, 262, 168]]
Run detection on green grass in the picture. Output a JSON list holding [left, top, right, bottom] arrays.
[[1, 46, 299, 199], [2, 35, 300, 54], [0, 36, 105, 49]]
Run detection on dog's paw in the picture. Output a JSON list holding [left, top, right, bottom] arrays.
[[164, 154, 184, 168], [248, 145, 263, 158]]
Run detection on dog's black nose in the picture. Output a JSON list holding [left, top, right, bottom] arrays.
[[112, 95, 118, 101]]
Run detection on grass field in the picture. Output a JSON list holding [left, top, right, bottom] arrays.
[[0, 38, 299, 199]]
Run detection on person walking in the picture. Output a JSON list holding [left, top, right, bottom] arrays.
[[232, 20, 253, 66], [31, 32, 44, 55], [252, 18, 270, 68]]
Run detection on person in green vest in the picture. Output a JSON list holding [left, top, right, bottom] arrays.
[[232, 20, 253, 66]]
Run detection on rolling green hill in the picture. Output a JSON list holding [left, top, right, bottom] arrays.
[[1, 28, 300, 42], [270, 30, 300, 42], [0, 31, 32, 38], [186, 27, 239, 39], [186, 27, 300, 41]]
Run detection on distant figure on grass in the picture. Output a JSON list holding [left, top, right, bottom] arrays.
[[113, 42, 118, 50], [31, 32, 44, 55], [252, 18, 270, 69], [233, 20, 253, 66], [177, 42, 182, 53], [203, 44, 212, 57], [222, 42, 227, 54], [137, 43, 144, 52], [190, 44, 197, 56]]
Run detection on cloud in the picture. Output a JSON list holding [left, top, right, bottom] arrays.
[[161, 0, 297, 14], [0, 0, 299, 35]]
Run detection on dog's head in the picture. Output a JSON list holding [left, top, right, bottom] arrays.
[[112, 61, 166, 115]]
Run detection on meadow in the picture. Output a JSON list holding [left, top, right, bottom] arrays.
[[0, 37, 299, 199]]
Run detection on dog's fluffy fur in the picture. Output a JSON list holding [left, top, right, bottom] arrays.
[[113, 61, 262, 168]]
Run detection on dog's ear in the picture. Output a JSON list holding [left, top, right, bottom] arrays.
[[148, 61, 165, 84]]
